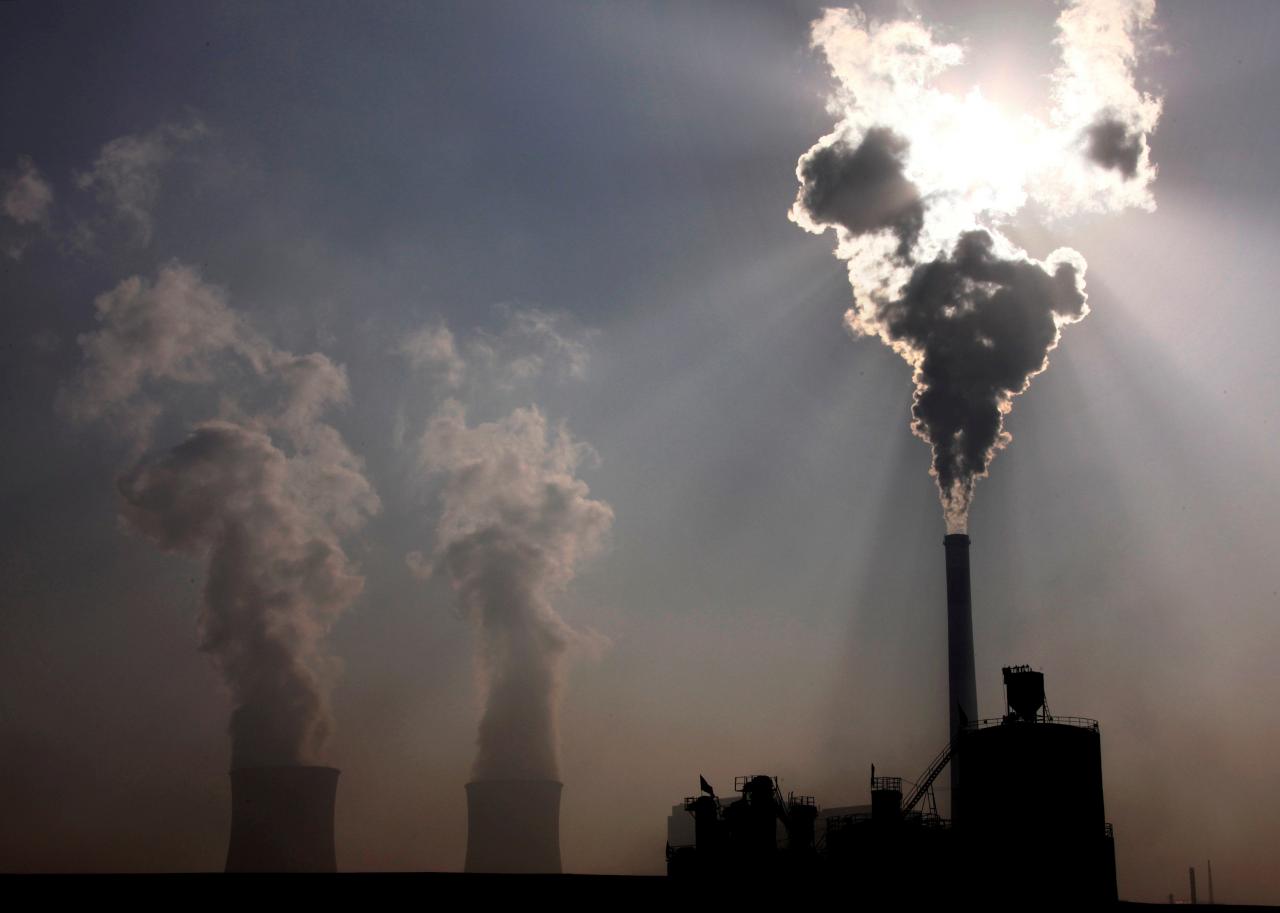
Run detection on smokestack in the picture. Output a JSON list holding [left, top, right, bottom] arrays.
[[465, 780, 563, 873], [225, 766, 339, 872], [944, 534, 978, 799]]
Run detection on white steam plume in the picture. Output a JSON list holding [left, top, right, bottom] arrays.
[[409, 377, 612, 781], [74, 118, 207, 246], [791, 0, 1161, 531], [63, 263, 378, 766], [3, 156, 53, 227], [2, 156, 54, 260], [398, 308, 606, 779]]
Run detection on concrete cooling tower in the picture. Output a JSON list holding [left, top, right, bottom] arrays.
[[224, 766, 340, 872], [464, 779, 563, 874]]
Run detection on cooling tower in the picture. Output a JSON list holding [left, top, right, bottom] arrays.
[[465, 779, 563, 873], [944, 534, 978, 797], [225, 766, 339, 872]]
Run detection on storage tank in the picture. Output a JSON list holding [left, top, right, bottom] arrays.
[[953, 670, 1117, 903]]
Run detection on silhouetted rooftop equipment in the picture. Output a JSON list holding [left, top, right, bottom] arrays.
[[668, 665, 1118, 904], [1002, 664, 1047, 722], [668, 775, 822, 877], [870, 774, 903, 824]]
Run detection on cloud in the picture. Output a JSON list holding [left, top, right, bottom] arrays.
[[74, 118, 207, 246], [65, 262, 379, 766], [399, 304, 595, 398], [470, 305, 593, 388], [58, 263, 254, 444], [3, 156, 53, 227], [2, 156, 55, 260], [416, 400, 613, 781], [398, 323, 465, 388]]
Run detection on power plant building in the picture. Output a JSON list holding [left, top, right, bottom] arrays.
[[209, 533, 1118, 900], [665, 536, 1119, 904]]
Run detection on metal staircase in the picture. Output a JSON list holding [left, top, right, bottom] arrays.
[[900, 738, 953, 815]]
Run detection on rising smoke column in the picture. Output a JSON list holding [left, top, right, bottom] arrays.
[[63, 263, 379, 766], [414, 400, 612, 780], [791, 0, 1161, 531]]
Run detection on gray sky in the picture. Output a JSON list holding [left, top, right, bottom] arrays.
[[2, 0, 1279, 902]]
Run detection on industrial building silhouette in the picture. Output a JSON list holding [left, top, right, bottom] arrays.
[[214, 534, 1122, 905], [665, 535, 1118, 904], [666, 663, 1116, 903]]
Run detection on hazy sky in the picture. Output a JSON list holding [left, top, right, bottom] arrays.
[[2, 0, 1279, 902]]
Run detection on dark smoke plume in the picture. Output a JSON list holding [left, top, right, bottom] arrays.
[[883, 232, 1087, 528], [791, 2, 1161, 530], [1085, 115, 1144, 178], [795, 128, 923, 257]]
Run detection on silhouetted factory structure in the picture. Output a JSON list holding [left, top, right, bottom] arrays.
[[666, 535, 1119, 905], [212, 533, 1119, 902]]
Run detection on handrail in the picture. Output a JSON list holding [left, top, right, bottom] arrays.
[[966, 715, 1099, 732], [901, 739, 953, 815]]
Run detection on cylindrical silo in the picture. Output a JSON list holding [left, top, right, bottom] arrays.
[[954, 718, 1116, 902]]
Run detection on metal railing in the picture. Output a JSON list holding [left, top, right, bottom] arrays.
[[825, 812, 873, 832], [683, 795, 720, 811], [901, 739, 953, 815], [966, 715, 1099, 733]]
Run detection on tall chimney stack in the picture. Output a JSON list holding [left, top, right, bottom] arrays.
[[464, 779, 563, 873], [225, 766, 339, 872], [944, 534, 978, 797]]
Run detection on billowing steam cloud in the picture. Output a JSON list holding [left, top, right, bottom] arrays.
[[791, 0, 1161, 531], [3, 156, 53, 227], [74, 118, 207, 246], [64, 263, 378, 766], [2, 156, 54, 260], [405, 314, 611, 782], [416, 403, 612, 780]]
